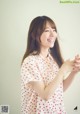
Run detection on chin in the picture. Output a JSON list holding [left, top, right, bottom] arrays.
[[50, 44, 54, 48]]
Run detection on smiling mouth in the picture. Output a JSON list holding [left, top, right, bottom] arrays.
[[47, 39, 55, 43]]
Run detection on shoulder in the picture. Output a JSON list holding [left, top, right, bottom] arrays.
[[22, 55, 38, 66]]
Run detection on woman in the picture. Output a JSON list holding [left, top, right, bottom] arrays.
[[21, 16, 80, 114]]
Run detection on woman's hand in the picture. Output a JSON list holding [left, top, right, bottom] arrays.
[[72, 54, 80, 73], [61, 59, 74, 75]]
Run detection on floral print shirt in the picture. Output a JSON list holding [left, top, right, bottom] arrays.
[[21, 54, 66, 114]]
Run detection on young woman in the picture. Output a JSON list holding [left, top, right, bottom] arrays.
[[21, 16, 80, 114]]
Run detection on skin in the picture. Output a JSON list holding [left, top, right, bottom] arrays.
[[26, 22, 80, 101], [40, 22, 57, 57], [63, 54, 80, 91]]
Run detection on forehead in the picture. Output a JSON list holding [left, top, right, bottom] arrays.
[[45, 22, 52, 28]]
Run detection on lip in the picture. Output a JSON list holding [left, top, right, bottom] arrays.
[[47, 39, 55, 43]]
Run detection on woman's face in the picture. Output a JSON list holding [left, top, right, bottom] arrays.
[[40, 22, 57, 50]]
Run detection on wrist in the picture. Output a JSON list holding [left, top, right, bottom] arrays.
[[59, 67, 66, 78], [70, 71, 78, 76]]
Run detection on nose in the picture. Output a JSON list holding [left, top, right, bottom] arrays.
[[50, 30, 54, 37], [50, 29, 57, 38]]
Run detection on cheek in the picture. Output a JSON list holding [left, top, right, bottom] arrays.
[[41, 38, 47, 44], [40, 36, 45, 45], [54, 33, 57, 40], [40, 34, 47, 41], [55, 32, 57, 37]]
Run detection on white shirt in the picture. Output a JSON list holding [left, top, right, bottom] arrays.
[[21, 54, 66, 114]]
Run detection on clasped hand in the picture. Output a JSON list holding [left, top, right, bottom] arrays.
[[61, 54, 80, 75], [72, 54, 80, 73]]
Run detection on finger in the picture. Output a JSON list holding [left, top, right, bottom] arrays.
[[73, 67, 80, 72], [76, 54, 79, 57], [75, 54, 80, 59], [73, 65, 80, 72], [76, 59, 80, 63], [73, 63, 80, 68], [73, 57, 80, 63], [75, 57, 80, 61], [74, 61, 80, 65]]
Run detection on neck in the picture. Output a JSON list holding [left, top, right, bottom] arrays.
[[40, 48, 49, 58]]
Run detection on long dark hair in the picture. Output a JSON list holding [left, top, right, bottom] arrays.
[[22, 16, 64, 67]]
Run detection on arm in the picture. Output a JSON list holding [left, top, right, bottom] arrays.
[[63, 54, 80, 91], [28, 60, 73, 101], [29, 68, 64, 101], [63, 71, 76, 91]]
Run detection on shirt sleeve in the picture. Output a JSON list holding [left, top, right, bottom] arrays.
[[21, 56, 42, 85]]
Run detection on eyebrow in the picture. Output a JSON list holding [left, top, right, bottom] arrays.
[[45, 27, 55, 29]]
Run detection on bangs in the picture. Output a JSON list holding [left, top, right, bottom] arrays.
[[48, 21, 56, 29], [42, 20, 57, 32]]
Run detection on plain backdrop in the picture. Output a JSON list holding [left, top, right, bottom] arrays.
[[0, 0, 80, 114]]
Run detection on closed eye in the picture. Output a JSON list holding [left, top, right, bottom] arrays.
[[44, 28, 56, 32], [52, 29, 56, 32], [44, 29, 50, 32]]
